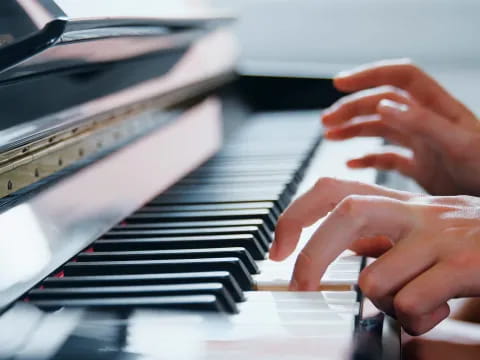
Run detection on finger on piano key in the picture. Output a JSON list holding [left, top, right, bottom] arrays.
[[240, 291, 359, 315], [255, 252, 363, 291]]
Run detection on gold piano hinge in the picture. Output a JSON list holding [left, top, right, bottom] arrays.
[[0, 71, 233, 198], [0, 105, 164, 198]]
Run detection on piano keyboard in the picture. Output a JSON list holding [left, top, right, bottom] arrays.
[[0, 110, 390, 360], [22, 111, 381, 316]]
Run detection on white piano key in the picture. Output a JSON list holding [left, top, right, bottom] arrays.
[[232, 307, 356, 324], [295, 138, 382, 194], [241, 292, 360, 314], [245, 290, 358, 304], [126, 310, 355, 360], [257, 257, 362, 273], [202, 336, 353, 360], [205, 319, 355, 339], [255, 271, 359, 291], [238, 302, 358, 317], [321, 291, 359, 303]]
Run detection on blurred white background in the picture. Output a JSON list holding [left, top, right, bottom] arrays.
[[55, 0, 480, 112], [211, 0, 480, 113]]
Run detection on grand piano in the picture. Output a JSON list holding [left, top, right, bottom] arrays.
[[0, 1, 400, 359]]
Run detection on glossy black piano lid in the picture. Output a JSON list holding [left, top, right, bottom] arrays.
[[0, 1, 235, 154]]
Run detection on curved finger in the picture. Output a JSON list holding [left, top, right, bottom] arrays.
[[378, 99, 470, 158], [348, 235, 392, 258], [334, 59, 471, 122], [394, 262, 462, 318], [270, 178, 412, 261], [358, 235, 436, 314], [325, 116, 413, 148], [322, 85, 413, 126], [400, 302, 451, 336], [347, 151, 416, 178], [290, 195, 415, 290]]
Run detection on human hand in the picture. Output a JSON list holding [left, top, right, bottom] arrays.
[[270, 177, 480, 335], [322, 59, 480, 196]]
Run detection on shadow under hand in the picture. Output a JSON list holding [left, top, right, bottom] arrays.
[[403, 338, 480, 360]]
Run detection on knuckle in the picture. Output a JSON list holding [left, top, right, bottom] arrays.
[[393, 293, 420, 318], [402, 322, 425, 337], [443, 133, 473, 161], [313, 177, 340, 191], [402, 61, 422, 76], [376, 85, 410, 100], [401, 62, 423, 88], [337, 195, 367, 217], [443, 251, 480, 272]]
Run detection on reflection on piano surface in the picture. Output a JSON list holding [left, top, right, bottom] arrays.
[[0, 1, 400, 359]]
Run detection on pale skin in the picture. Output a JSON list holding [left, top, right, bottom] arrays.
[[270, 59, 480, 336]]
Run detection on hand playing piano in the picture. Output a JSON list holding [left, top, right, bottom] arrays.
[[321, 59, 480, 196], [270, 177, 480, 335]]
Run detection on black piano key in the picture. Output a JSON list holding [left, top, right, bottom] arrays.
[[177, 174, 291, 185], [150, 191, 290, 210], [94, 234, 266, 260], [176, 169, 302, 180], [189, 166, 301, 177], [29, 283, 238, 314], [127, 209, 277, 232], [31, 295, 226, 313], [41, 271, 244, 302], [162, 186, 290, 199], [76, 247, 259, 274], [205, 155, 306, 165], [104, 226, 270, 251], [112, 219, 273, 243], [63, 258, 254, 290], [175, 171, 302, 186], [139, 201, 279, 216], [177, 177, 298, 195]]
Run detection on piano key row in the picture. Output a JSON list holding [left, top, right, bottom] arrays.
[[3, 291, 360, 360], [23, 112, 371, 315]]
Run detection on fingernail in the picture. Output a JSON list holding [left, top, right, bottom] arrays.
[[335, 70, 353, 78], [378, 99, 409, 114], [324, 129, 341, 140], [347, 159, 362, 167]]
